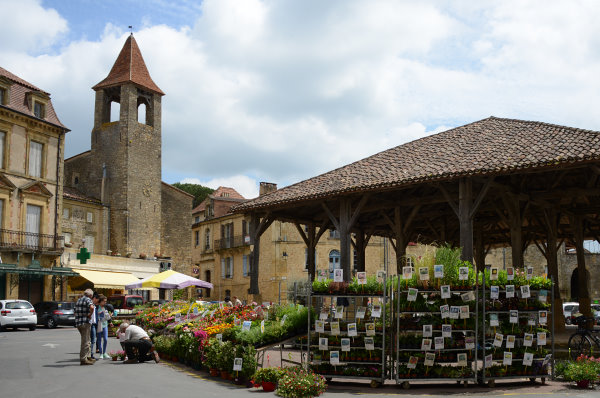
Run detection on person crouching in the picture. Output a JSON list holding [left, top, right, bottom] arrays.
[[118, 323, 160, 364]]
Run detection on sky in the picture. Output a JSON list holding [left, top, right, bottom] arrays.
[[2, 0, 600, 199]]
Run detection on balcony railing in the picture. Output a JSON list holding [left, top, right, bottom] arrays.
[[0, 229, 65, 253], [214, 235, 250, 250]]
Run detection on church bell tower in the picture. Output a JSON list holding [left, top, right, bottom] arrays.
[[88, 34, 164, 257]]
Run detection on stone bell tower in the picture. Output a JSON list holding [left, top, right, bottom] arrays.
[[88, 34, 164, 258]]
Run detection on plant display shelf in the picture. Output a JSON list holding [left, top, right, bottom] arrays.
[[394, 278, 479, 389], [307, 285, 387, 387], [480, 276, 555, 387]]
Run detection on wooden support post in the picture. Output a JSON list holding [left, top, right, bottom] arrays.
[[248, 213, 274, 296], [502, 194, 524, 268], [339, 199, 352, 282], [544, 209, 565, 332], [459, 178, 474, 263], [572, 215, 592, 319], [295, 220, 328, 281]]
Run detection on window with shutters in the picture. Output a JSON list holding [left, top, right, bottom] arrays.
[[62, 207, 69, 219], [205, 228, 211, 250], [28, 141, 43, 178], [64, 232, 72, 245], [194, 230, 199, 247], [86, 212, 93, 223], [221, 257, 233, 279], [329, 229, 340, 239], [221, 222, 233, 248], [0, 131, 5, 169], [243, 255, 249, 276], [25, 204, 41, 247], [84, 235, 95, 253]]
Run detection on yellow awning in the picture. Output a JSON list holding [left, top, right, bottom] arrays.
[[71, 269, 140, 289]]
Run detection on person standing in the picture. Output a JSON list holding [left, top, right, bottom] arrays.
[[96, 295, 111, 359], [89, 293, 98, 360], [119, 323, 160, 364], [75, 289, 98, 365]]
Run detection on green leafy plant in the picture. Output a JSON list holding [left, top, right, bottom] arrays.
[[563, 355, 600, 382], [203, 339, 221, 370], [276, 367, 327, 398], [252, 366, 284, 383], [219, 340, 235, 372]]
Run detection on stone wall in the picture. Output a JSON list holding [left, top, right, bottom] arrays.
[[61, 198, 107, 254], [161, 183, 193, 272]]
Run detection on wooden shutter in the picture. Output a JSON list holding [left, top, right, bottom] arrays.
[[221, 258, 226, 278]]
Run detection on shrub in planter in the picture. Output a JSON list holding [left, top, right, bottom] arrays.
[[219, 341, 235, 372], [252, 367, 283, 385], [563, 355, 600, 386], [203, 339, 221, 373], [276, 367, 327, 398]]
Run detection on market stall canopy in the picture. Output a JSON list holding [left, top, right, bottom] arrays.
[[125, 270, 213, 290], [71, 269, 140, 289]]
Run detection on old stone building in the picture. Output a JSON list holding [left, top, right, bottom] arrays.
[[191, 184, 393, 303], [62, 34, 193, 298], [0, 66, 74, 303]]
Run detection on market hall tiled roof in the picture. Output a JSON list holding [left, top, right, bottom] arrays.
[[0, 66, 68, 129], [92, 34, 164, 96], [232, 117, 600, 212]]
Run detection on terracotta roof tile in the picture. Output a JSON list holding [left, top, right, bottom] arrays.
[[92, 34, 164, 95], [233, 117, 600, 212], [0, 66, 67, 129], [63, 186, 101, 205]]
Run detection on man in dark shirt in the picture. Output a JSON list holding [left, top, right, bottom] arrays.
[[75, 289, 98, 365]]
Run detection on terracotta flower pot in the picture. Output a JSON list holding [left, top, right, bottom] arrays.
[[576, 380, 590, 389], [220, 371, 229, 380], [262, 382, 276, 392], [209, 368, 219, 377], [111, 357, 117, 361]]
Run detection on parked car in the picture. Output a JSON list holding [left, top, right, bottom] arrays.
[[108, 294, 144, 314], [148, 299, 168, 307], [33, 301, 76, 328], [0, 300, 37, 331], [565, 304, 600, 325], [563, 302, 579, 324]]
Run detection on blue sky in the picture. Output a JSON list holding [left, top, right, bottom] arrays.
[[2, 0, 600, 198]]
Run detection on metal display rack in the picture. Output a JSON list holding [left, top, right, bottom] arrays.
[[394, 276, 479, 389], [307, 283, 388, 387], [480, 275, 554, 387]]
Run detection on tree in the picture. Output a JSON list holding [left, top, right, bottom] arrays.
[[172, 183, 214, 207]]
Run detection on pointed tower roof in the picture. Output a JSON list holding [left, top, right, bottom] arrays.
[[92, 34, 164, 95]]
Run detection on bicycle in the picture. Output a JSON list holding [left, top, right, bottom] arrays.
[[568, 315, 600, 360]]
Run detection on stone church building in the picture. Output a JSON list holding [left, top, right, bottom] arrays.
[[62, 34, 192, 298]]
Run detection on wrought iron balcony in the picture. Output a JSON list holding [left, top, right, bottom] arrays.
[[213, 235, 250, 250], [0, 229, 65, 254]]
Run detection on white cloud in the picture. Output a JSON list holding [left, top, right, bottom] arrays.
[[181, 176, 260, 199], [0, 0, 68, 53], [3, 0, 600, 194]]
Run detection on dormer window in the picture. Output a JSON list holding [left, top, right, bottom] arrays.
[[34, 101, 45, 119], [0, 87, 6, 105]]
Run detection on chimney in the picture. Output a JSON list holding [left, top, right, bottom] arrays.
[[259, 182, 277, 196]]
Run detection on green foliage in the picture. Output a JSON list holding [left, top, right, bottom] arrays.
[[563, 356, 600, 382], [172, 182, 214, 207], [235, 345, 257, 378], [219, 341, 235, 371], [172, 289, 186, 301], [276, 367, 327, 398], [204, 339, 221, 370], [252, 366, 284, 383], [311, 279, 330, 293]]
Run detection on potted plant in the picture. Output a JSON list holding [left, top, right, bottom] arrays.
[[108, 351, 120, 361], [219, 341, 235, 380], [204, 339, 221, 377], [564, 355, 600, 388], [252, 367, 283, 392], [117, 350, 126, 361]]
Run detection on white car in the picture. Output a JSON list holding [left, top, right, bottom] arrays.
[[0, 300, 37, 331]]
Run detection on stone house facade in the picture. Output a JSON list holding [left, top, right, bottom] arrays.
[[0, 66, 72, 303]]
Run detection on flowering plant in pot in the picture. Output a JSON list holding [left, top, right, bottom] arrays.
[[108, 351, 120, 361], [563, 355, 600, 388], [276, 367, 327, 398], [251, 367, 283, 391]]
